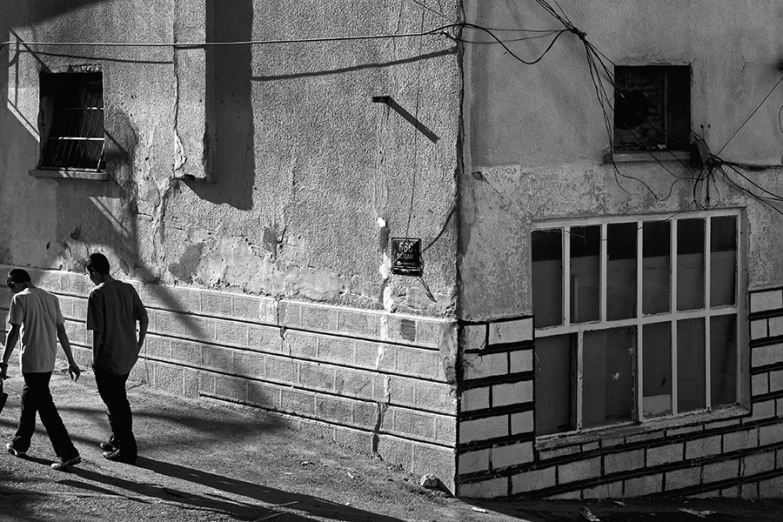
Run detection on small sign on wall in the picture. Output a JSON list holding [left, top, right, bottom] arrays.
[[391, 238, 422, 276]]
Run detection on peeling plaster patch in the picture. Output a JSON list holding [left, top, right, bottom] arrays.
[[169, 242, 204, 284], [383, 375, 391, 402], [375, 344, 386, 370], [383, 285, 395, 312], [379, 315, 388, 342], [377, 217, 389, 252], [174, 132, 187, 174], [438, 322, 458, 385]]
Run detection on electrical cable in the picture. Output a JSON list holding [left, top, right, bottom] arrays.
[[406, 0, 450, 20], [716, 74, 783, 155], [454, 30, 563, 45]]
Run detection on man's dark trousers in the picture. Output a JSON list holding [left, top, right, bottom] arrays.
[[94, 367, 137, 459], [11, 372, 79, 459]]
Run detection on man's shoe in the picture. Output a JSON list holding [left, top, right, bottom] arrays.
[[51, 455, 81, 471], [103, 449, 136, 465], [6, 443, 26, 457], [99, 440, 117, 451]]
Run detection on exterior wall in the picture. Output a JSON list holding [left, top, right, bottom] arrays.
[[456, 291, 783, 499], [0, 265, 459, 490], [459, 0, 783, 499], [0, 0, 460, 315], [0, 1, 462, 488]]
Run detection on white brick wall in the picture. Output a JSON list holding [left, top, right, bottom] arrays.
[[558, 457, 601, 484], [464, 324, 487, 351], [492, 442, 534, 469], [488, 318, 533, 346], [492, 380, 533, 407], [511, 467, 557, 494], [751, 319, 769, 341], [459, 415, 508, 444], [463, 352, 508, 379], [461, 387, 490, 411], [459, 477, 507, 498], [510, 410, 534, 434], [604, 449, 644, 475], [458, 448, 490, 474], [510, 349, 533, 373], [752, 344, 783, 368], [750, 290, 783, 314], [647, 444, 684, 467]]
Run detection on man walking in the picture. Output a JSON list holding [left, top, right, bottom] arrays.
[[86, 253, 148, 464], [1, 269, 82, 470]]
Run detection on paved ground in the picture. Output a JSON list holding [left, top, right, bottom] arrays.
[[0, 368, 782, 521]]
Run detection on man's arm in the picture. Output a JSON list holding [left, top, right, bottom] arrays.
[[91, 329, 104, 365], [1, 324, 21, 380], [137, 314, 149, 350], [56, 323, 81, 381]]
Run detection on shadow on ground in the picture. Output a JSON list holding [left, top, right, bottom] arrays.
[[60, 458, 404, 522]]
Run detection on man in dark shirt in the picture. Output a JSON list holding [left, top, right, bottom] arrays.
[[86, 253, 148, 464]]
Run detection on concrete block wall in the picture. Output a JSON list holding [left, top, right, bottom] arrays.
[[456, 294, 783, 499], [0, 267, 459, 490], [456, 316, 536, 498]]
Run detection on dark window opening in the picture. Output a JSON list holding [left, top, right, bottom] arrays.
[[613, 66, 690, 152], [39, 72, 105, 171]]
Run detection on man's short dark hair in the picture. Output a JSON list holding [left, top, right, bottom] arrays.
[[6, 269, 31, 287], [86, 253, 111, 275]]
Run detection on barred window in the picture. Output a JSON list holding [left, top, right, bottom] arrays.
[[532, 211, 741, 436], [39, 72, 105, 171], [613, 65, 690, 152]]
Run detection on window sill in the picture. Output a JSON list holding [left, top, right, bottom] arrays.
[[603, 150, 691, 164], [29, 168, 109, 181], [535, 405, 750, 451]]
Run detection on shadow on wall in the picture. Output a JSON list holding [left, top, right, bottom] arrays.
[[185, 0, 255, 210]]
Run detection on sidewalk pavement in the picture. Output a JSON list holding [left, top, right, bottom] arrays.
[[0, 369, 782, 521]]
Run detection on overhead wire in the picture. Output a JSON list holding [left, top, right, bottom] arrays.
[[716, 74, 783, 155]]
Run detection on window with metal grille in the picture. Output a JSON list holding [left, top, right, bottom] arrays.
[[532, 210, 742, 436], [39, 72, 105, 171], [613, 65, 690, 152]]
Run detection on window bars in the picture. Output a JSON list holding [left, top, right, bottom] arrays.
[[39, 72, 105, 171]]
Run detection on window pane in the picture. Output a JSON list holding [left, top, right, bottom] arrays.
[[532, 230, 563, 328], [677, 318, 706, 412], [643, 220, 671, 315], [535, 335, 574, 435], [643, 322, 672, 417], [571, 226, 600, 323], [711, 315, 737, 407], [583, 327, 634, 428], [607, 223, 637, 321], [677, 219, 705, 311], [711, 216, 737, 307]]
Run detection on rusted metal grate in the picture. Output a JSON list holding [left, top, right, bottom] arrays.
[[39, 72, 105, 171]]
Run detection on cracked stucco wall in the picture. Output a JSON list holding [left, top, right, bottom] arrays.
[[0, 0, 461, 318], [460, 0, 783, 321]]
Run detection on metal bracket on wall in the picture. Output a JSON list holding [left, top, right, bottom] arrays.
[[372, 96, 440, 144]]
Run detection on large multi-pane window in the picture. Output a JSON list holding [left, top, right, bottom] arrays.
[[532, 211, 741, 436]]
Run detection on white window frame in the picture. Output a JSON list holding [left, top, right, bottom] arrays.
[[533, 209, 744, 435]]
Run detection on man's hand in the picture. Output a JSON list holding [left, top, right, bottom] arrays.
[[68, 363, 81, 382], [0, 364, 7, 380]]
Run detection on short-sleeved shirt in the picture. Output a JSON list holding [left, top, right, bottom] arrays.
[[7, 287, 64, 374], [86, 280, 147, 376]]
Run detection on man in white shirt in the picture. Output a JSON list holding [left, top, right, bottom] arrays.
[[0, 269, 82, 470]]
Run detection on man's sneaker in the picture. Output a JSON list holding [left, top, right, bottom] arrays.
[[6, 443, 26, 457], [51, 454, 81, 471], [99, 440, 117, 451], [103, 449, 136, 465]]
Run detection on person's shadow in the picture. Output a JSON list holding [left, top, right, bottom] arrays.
[[61, 457, 403, 522]]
